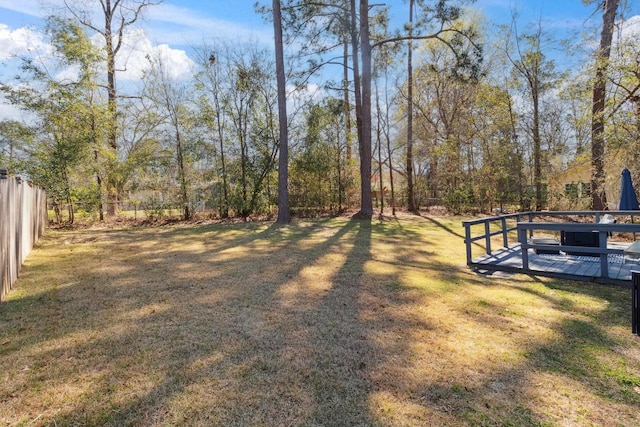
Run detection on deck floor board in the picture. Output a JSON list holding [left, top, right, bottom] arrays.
[[471, 243, 639, 285]]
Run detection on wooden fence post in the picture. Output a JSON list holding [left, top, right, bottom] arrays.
[[0, 172, 7, 301]]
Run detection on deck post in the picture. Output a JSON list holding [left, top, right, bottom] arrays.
[[485, 221, 492, 255], [501, 217, 508, 248], [633, 271, 639, 336], [464, 223, 472, 266], [518, 226, 529, 270], [599, 231, 609, 279]]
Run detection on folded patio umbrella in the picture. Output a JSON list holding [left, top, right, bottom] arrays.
[[620, 168, 640, 210]]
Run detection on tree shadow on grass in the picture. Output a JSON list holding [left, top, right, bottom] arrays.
[[362, 217, 640, 425], [2, 218, 390, 425], [413, 315, 640, 426], [422, 215, 468, 241], [3, 217, 638, 426], [305, 219, 374, 425], [426, 276, 640, 425]]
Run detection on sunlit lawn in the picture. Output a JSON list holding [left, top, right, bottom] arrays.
[[1, 213, 639, 426]]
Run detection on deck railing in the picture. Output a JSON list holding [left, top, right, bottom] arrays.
[[462, 211, 640, 279], [462, 212, 531, 266]]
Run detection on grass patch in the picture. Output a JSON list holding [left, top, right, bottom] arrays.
[[1, 213, 639, 426]]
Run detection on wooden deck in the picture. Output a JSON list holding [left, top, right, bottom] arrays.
[[471, 243, 638, 286], [462, 211, 640, 286]]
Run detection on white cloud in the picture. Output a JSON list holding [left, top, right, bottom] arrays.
[[152, 44, 194, 81], [0, 87, 39, 121], [618, 14, 640, 40], [90, 28, 194, 81], [0, 0, 273, 47], [54, 63, 81, 83], [0, 24, 51, 61], [0, 21, 193, 83], [291, 83, 324, 103], [0, 24, 194, 120], [286, 83, 325, 115], [144, 3, 273, 48], [0, 100, 22, 121], [0, 0, 45, 18]]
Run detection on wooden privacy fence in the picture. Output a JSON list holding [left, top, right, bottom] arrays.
[[0, 170, 47, 302]]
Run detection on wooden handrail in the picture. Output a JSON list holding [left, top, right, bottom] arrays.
[[462, 211, 640, 269]]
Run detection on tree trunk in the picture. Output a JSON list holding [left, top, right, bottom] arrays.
[[337, 121, 344, 211], [385, 74, 396, 216], [95, 150, 104, 221], [591, 0, 620, 210], [375, 78, 384, 216], [67, 196, 75, 225], [104, 6, 119, 216], [90, 111, 104, 221], [274, 0, 290, 223], [175, 128, 190, 220], [406, 0, 417, 213], [218, 126, 229, 218], [240, 126, 248, 219], [532, 89, 542, 210], [343, 9, 352, 162], [350, 0, 363, 156], [354, 0, 373, 220]]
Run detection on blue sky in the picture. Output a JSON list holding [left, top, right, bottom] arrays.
[[0, 0, 639, 106], [2, 0, 638, 50]]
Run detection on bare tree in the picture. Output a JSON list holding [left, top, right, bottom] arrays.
[[252, 1, 479, 220], [503, 19, 556, 211], [64, 0, 161, 215], [194, 46, 231, 218], [358, 0, 481, 219], [591, 0, 620, 210], [143, 53, 192, 220]]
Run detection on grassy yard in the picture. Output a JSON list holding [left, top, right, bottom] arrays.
[[1, 213, 639, 426]]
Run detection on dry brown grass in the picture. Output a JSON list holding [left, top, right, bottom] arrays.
[[1, 213, 639, 426]]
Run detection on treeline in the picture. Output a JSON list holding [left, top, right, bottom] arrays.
[[1, 0, 639, 223]]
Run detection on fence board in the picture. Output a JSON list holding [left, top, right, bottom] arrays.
[[1, 178, 8, 300], [0, 175, 47, 301]]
